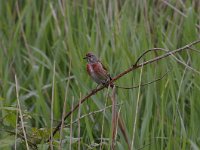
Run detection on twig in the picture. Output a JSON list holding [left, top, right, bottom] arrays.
[[133, 46, 200, 75], [112, 40, 200, 85], [188, 47, 200, 53], [65, 103, 123, 127], [48, 86, 105, 142], [134, 48, 168, 66], [116, 70, 170, 89], [48, 40, 200, 142]]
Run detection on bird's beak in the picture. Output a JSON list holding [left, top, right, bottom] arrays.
[[83, 57, 87, 59]]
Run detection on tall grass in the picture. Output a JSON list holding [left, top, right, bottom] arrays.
[[0, 0, 200, 149]]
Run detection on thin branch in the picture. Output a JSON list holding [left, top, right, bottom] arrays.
[[188, 47, 200, 53], [151, 46, 200, 75], [65, 103, 123, 127], [111, 40, 200, 85], [134, 48, 168, 66], [116, 70, 170, 89], [134, 46, 200, 75], [48, 40, 200, 142]]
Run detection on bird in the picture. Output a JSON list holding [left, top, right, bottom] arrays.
[[83, 52, 114, 88]]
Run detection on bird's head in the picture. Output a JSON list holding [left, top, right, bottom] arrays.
[[83, 52, 98, 63]]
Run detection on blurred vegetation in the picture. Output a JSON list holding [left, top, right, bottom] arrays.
[[0, 0, 200, 149]]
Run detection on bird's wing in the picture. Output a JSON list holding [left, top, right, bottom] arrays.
[[93, 62, 111, 80], [101, 62, 112, 80]]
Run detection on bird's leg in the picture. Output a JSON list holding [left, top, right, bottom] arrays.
[[104, 78, 113, 88], [101, 79, 109, 87]]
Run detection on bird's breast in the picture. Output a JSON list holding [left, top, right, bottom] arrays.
[[87, 64, 94, 75]]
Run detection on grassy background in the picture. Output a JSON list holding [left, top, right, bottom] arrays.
[[0, 0, 200, 149]]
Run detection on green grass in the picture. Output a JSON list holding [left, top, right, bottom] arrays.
[[0, 0, 200, 149]]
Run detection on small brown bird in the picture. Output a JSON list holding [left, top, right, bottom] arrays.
[[83, 52, 113, 87]]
